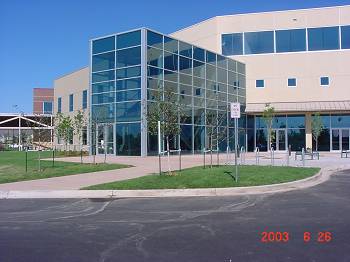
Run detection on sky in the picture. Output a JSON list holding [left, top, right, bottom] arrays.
[[0, 0, 350, 113]]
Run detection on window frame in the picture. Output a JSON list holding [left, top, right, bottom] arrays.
[[287, 78, 297, 87], [320, 76, 330, 87], [256, 79, 265, 88]]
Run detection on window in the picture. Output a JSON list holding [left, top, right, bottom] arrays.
[[116, 47, 141, 68], [147, 30, 163, 49], [164, 36, 178, 54], [69, 94, 74, 112], [193, 47, 205, 61], [117, 30, 140, 49], [82, 90, 87, 109], [288, 78, 297, 87], [92, 52, 115, 72], [341, 26, 350, 49], [92, 70, 115, 83], [244, 31, 274, 54], [43, 101, 53, 114], [308, 27, 339, 51], [276, 29, 306, 53], [57, 97, 62, 113], [92, 36, 115, 54], [222, 33, 243, 55], [179, 41, 192, 58], [320, 76, 329, 86], [82, 128, 88, 145], [256, 79, 265, 88]]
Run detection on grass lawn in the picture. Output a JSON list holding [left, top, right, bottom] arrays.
[[0, 151, 129, 184], [84, 165, 320, 190]]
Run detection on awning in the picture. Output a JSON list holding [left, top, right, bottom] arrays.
[[245, 101, 350, 113]]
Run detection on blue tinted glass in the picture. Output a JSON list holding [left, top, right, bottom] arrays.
[[222, 34, 233, 55], [206, 51, 216, 64], [276, 29, 306, 53], [331, 114, 350, 128], [116, 47, 141, 68], [92, 70, 115, 83], [244, 31, 274, 54], [57, 97, 62, 113], [256, 80, 264, 88], [82, 90, 87, 109], [287, 115, 305, 128], [147, 47, 163, 68], [222, 33, 243, 55], [92, 82, 115, 93], [115, 123, 141, 155], [92, 93, 115, 104], [193, 47, 205, 61], [308, 27, 339, 51], [116, 90, 141, 102], [69, 94, 73, 112], [116, 66, 141, 79], [147, 66, 163, 79], [43, 102, 53, 114], [116, 102, 141, 122], [179, 41, 192, 58], [92, 52, 115, 72], [92, 104, 115, 122], [217, 55, 227, 69], [164, 36, 178, 53], [179, 56, 192, 75], [320, 77, 329, 86], [164, 52, 178, 71], [341, 26, 350, 49], [147, 30, 163, 49], [288, 78, 296, 87], [116, 78, 141, 91], [92, 36, 115, 54], [117, 30, 141, 49]]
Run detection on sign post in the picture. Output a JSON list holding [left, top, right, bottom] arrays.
[[158, 121, 162, 175], [230, 103, 241, 182]]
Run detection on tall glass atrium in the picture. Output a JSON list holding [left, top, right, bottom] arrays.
[[91, 28, 246, 156]]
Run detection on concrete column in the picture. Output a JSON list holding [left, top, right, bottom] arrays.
[[305, 113, 312, 150]]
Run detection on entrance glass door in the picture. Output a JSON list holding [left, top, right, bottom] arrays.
[[96, 124, 114, 155], [271, 129, 287, 151], [331, 129, 350, 151]]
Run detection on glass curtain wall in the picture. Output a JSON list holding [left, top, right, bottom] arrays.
[[146, 29, 246, 155], [92, 28, 246, 156]]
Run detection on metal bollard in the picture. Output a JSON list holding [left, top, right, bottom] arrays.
[[255, 147, 260, 165], [302, 148, 305, 167]]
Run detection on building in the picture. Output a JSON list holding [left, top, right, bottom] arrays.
[[33, 88, 54, 114], [171, 5, 350, 152], [53, 5, 350, 154], [53, 67, 89, 150], [90, 28, 246, 156]]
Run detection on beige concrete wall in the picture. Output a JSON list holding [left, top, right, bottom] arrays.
[[171, 5, 350, 108], [53, 67, 89, 148]]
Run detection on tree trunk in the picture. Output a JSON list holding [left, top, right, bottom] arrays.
[[166, 136, 171, 174], [316, 138, 318, 152], [210, 134, 213, 168], [38, 137, 41, 172]]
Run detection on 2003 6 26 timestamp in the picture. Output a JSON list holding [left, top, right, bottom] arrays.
[[260, 231, 333, 243]]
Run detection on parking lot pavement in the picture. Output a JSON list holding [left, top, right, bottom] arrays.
[[0, 169, 349, 261]]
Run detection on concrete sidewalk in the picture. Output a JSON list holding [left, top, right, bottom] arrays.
[[0, 165, 341, 199], [0, 152, 348, 191]]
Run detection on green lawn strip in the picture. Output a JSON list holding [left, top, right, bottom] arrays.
[[0, 151, 130, 184], [83, 165, 320, 190]]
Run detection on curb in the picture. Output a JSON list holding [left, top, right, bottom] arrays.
[[0, 166, 342, 199]]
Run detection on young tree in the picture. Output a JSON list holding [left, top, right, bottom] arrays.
[[205, 109, 228, 168], [73, 110, 87, 163], [147, 90, 183, 174], [55, 113, 73, 154], [262, 104, 275, 152], [311, 113, 324, 152]]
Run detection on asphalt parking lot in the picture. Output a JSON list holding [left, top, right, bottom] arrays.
[[0, 169, 349, 262]]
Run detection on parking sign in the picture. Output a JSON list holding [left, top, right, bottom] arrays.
[[230, 102, 241, 118]]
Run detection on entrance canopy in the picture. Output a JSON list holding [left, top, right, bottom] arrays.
[[246, 100, 350, 113]]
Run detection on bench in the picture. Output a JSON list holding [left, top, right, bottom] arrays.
[[341, 150, 350, 158], [295, 150, 320, 160]]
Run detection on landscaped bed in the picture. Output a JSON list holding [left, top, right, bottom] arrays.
[[0, 151, 130, 184], [83, 165, 320, 190]]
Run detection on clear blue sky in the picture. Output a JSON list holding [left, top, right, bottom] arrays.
[[1, 0, 349, 113]]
